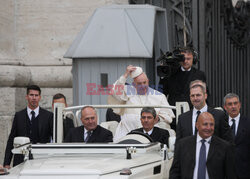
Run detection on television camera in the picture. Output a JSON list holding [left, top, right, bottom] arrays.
[[157, 48, 185, 78]]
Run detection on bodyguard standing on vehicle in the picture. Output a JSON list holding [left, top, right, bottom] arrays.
[[3, 85, 53, 168]]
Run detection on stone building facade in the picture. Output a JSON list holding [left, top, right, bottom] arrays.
[[0, 0, 128, 165]]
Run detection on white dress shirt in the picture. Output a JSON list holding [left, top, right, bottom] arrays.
[[143, 128, 153, 135], [84, 128, 92, 141], [27, 106, 39, 121], [228, 113, 240, 136], [193, 134, 211, 179], [192, 105, 208, 134]]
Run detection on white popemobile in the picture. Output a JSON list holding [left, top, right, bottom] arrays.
[[0, 103, 189, 179]]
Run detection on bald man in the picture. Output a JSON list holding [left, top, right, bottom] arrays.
[[170, 112, 236, 179], [65, 106, 113, 143], [110, 65, 174, 142]]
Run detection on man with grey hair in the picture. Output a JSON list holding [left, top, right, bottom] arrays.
[[130, 107, 170, 146], [109, 65, 174, 142], [223, 93, 250, 178], [189, 79, 207, 91], [65, 106, 113, 143], [176, 84, 233, 143]]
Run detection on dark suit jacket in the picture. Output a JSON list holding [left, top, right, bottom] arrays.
[[233, 115, 250, 178], [3, 107, 53, 166], [132, 127, 170, 147], [169, 135, 236, 179], [176, 107, 233, 143], [64, 125, 113, 143], [159, 67, 207, 106], [63, 117, 74, 140]]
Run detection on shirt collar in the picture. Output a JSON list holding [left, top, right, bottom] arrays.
[[27, 106, 39, 117], [84, 127, 93, 134], [229, 113, 240, 122], [197, 133, 212, 144], [181, 66, 191, 71], [194, 104, 208, 114], [143, 128, 154, 135]]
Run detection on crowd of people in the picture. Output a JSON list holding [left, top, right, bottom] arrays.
[[2, 47, 250, 179]]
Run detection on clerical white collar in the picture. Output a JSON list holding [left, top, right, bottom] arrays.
[[181, 66, 191, 71]]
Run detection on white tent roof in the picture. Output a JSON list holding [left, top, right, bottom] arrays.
[[64, 5, 165, 58]]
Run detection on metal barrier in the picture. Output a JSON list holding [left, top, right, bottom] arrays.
[[53, 103, 189, 143]]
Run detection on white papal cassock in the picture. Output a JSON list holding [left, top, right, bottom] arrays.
[[109, 75, 175, 142]]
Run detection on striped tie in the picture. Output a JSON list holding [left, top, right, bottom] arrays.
[[85, 131, 92, 143]]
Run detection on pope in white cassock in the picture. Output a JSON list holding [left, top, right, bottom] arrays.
[[109, 65, 175, 142]]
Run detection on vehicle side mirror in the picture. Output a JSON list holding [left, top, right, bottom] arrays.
[[13, 137, 30, 148]]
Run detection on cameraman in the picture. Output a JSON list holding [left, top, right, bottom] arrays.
[[158, 47, 207, 129]]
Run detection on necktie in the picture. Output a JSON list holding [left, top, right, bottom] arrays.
[[195, 111, 201, 134], [198, 139, 206, 179], [30, 111, 37, 143], [31, 111, 35, 124], [231, 119, 236, 137], [85, 131, 92, 143]]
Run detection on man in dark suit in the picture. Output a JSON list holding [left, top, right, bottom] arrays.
[[131, 107, 170, 146], [159, 47, 207, 107], [159, 47, 208, 130], [65, 106, 113, 143], [52, 93, 74, 140], [3, 85, 53, 169], [170, 112, 236, 179], [223, 93, 250, 178], [176, 83, 233, 143]]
